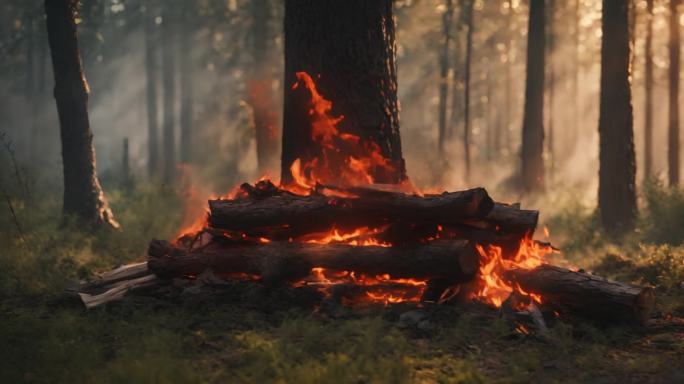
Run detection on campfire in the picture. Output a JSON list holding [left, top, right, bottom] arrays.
[[77, 73, 655, 327]]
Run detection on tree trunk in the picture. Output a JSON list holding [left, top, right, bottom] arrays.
[[144, 3, 159, 178], [669, 0, 680, 186], [249, 0, 279, 176], [44, 0, 117, 227], [546, 0, 555, 183], [179, 3, 194, 165], [161, 6, 176, 183], [598, 0, 637, 235], [644, 0, 654, 180], [463, 0, 474, 182], [281, 0, 406, 185], [504, 0, 515, 156], [520, 0, 545, 192], [438, 0, 454, 154], [25, 10, 36, 161], [571, 0, 580, 156]]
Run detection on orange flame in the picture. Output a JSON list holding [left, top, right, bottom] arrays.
[[286, 72, 395, 190], [474, 236, 551, 308]]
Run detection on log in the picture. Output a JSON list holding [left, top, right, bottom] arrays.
[[505, 265, 655, 324], [483, 203, 539, 235], [208, 187, 495, 236], [148, 239, 480, 286]]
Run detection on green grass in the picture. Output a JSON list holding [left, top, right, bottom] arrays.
[[1, 179, 683, 383]]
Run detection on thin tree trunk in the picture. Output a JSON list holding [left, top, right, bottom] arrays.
[[281, 0, 406, 185], [144, 3, 159, 178], [463, 0, 474, 182], [520, 0, 545, 192], [547, 0, 555, 183], [438, 0, 454, 154], [25, 10, 36, 161], [179, 6, 194, 165], [504, 0, 514, 156], [669, 0, 680, 186], [644, 0, 654, 179], [598, 0, 637, 235], [448, 0, 464, 140], [44, 0, 117, 227], [249, 0, 279, 175], [161, 6, 176, 183], [571, 0, 580, 155]]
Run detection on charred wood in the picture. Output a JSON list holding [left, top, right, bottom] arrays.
[[148, 239, 480, 286], [505, 264, 655, 324]]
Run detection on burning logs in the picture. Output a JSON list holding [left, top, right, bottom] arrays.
[[208, 184, 496, 237], [148, 239, 480, 286], [505, 265, 655, 324]]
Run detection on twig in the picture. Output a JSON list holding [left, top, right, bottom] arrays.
[[0, 131, 31, 200], [2, 187, 30, 252]]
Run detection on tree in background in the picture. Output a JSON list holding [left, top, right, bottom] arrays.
[[179, 0, 195, 165], [437, 0, 454, 155], [144, 1, 159, 178], [644, 0, 654, 180], [249, 0, 279, 176], [546, 0, 556, 182], [161, 5, 176, 183], [281, 0, 406, 185], [520, 0, 545, 192], [669, 0, 680, 186], [598, 0, 637, 235], [44, 0, 117, 227], [462, 0, 474, 182]]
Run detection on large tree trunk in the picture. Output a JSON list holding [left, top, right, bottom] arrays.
[[669, 0, 680, 186], [144, 3, 159, 178], [161, 6, 176, 183], [249, 0, 279, 175], [438, 0, 453, 154], [644, 0, 654, 180], [504, 0, 515, 157], [463, 0, 474, 182], [179, 3, 194, 165], [281, 0, 406, 185], [520, 0, 545, 192], [45, 0, 117, 227], [598, 0, 637, 235]]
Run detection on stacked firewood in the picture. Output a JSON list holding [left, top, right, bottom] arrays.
[[139, 180, 654, 324], [76, 180, 654, 325]]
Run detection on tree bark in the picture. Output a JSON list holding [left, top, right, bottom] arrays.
[[144, 3, 159, 178], [281, 0, 406, 185], [520, 0, 545, 192], [644, 0, 654, 180], [249, 0, 279, 175], [179, 2, 194, 165], [44, 0, 117, 227], [669, 0, 680, 186], [161, 5, 176, 183], [463, 0, 474, 181], [598, 0, 637, 235], [505, 265, 655, 324], [148, 239, 480, 286], [438, 0, 454, 155]]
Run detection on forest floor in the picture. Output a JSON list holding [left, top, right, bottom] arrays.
[[1, 181, 684, 383]]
